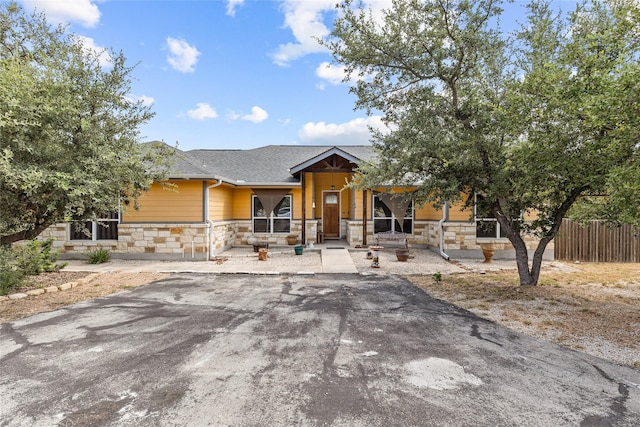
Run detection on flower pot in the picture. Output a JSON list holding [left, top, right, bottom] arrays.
[[294, 245, 303, 255], [396, 248, 410, 262], [286, 235, 298, 245], [481, 247, 495, 263]]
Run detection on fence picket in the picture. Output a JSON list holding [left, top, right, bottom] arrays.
[[555, 219, 640, 262]]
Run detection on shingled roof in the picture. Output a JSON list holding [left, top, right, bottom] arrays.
[[165, 145, 374, 185]]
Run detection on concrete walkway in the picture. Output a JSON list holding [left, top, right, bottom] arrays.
[[320, 248, 358, 273]]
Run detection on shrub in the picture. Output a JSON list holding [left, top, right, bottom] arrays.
[[0, 246, 24, 295], [85, 248, 111, 264], [0, 239, 66, 295], [16, 239, 65, 275]]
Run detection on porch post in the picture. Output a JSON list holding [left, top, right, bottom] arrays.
[[301, 172, 306, 244], [362, 189, 367, 246]]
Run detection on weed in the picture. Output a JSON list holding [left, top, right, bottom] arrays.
[[85, 248, 111, 264], [539, 278, 559, 287], [432, 272, 442, 282]]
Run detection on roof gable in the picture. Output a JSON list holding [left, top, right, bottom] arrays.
[[289, 146, 363, 174]]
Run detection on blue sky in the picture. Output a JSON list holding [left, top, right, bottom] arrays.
[[20, 0, 577, 151]]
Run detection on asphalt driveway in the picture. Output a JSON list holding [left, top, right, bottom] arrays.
[[2, 274, 639, 426]]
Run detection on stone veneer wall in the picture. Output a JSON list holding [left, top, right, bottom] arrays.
[[211, 220, 235, 255], [346, 220, 434, 247], [40, 223, 209, 260], [233, 220, 314, 246], [39, 219, 552, 261], [346, 220, 552, 259]]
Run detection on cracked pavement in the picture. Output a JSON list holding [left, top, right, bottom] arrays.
[[1, 274, 639, 426]]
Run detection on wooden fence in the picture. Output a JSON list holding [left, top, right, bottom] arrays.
[[555, 219, 640, 262]]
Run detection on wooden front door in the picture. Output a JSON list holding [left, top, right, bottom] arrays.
[[323, 192, 340, 238]]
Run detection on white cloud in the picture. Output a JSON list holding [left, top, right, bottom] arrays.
[[242, 106, 268, 123], [22, 0, 101, 27], [166, 37, 201, 73], [227, 106, 269, 123], [226, 111, 241, 121], [127, 94, 155, 107], [226, 0, 244, 17], [298, 116, 389, 145], [315, 62, 345, 85], [315, 61, 369, 86], [137, 95, 155, 107], [187, 103, 218, 120], [75, 36, 112, 67], [271, 0, 335, 66], [271, 0, 391, 66]]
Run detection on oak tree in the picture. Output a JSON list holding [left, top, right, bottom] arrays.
[[0, 3, 172, 245], [325, 0, 640, 285]]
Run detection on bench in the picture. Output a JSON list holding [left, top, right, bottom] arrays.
[[374, 231, 408, 248]]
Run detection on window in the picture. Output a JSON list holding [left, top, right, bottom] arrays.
[[373, 194, 413, 234], [70, 212, 119, 240], [252, 195, 291, 233], [475, 195, 507, 239]]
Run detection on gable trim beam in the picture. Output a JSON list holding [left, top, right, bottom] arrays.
[[289, 147, 362, 175]]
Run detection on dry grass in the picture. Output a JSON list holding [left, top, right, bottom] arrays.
[[0, 271, 167, 324], [409, 263, 640, 368]]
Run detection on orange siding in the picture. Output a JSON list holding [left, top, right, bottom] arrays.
[[123, 180, 204, 223], [311, 172, 353, 219], [363, 187, 472, 222], [415, 202, 443, 220], [232, 188, 254, 219], [232, 187, 299, 219], [290, 187, 302, 219], [209, 184, 234, 221], [446, 200, 470, 221], [304, 173, 314, 219], [352, 188, 364, 220]]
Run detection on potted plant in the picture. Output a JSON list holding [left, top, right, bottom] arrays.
[[286, 234, 298, 245], [395, 237, 410, 262]]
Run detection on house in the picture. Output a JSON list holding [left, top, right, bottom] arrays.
[[41, 144, 552, 260]]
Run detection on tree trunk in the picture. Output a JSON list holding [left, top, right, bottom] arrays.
[[495, 189, 583, 286], [0, 223, 51, 246], [510, 234, 536, 286], [506, 228, 559, 286], [529, 237, 552, 286]]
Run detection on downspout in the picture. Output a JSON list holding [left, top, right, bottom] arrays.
[[205, 178, 224, 260], [439, 202, 450, 260]]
